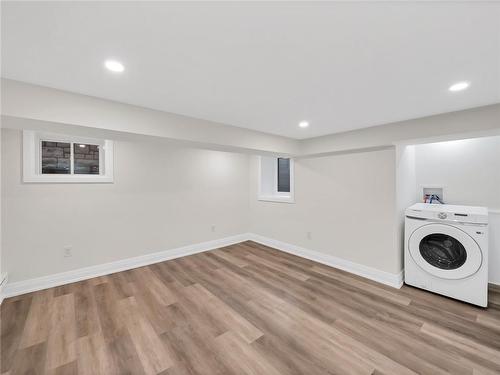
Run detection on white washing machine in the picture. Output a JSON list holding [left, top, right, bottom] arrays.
[[405, 203, 488, 307]]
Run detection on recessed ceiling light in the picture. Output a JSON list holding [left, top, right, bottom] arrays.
[[104, 59, 125, 73], [448, 81, 469, 92], [299, 121, 309, 128]]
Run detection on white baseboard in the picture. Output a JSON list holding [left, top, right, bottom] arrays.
[[2, 232, 405, 299], [0, 273, 9, 304], [1, 234, 250, 299], [248, 233, 404, 289]]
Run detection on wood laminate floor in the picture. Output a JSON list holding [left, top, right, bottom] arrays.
[[2, 241, 500, 375]]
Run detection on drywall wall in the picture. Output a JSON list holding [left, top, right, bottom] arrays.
[[4, 79, 499, 159], [489, 214, 500, 285], [1, 129, 250, 283], [2, 77, 498, 290], [414, 137, 500, 208], [395, 145, 417, 268], [0, 126, 3, 291], [249, 148, 401, 276], [300, 103, 500, 156], [1, 79, 299, 156], [414, 136, 500, 284]]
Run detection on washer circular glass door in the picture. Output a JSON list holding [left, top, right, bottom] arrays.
[[408, 223, 482, 279]]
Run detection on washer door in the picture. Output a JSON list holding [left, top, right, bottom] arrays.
[[408, 223, 482, 279]]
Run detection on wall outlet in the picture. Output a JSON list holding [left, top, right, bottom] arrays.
[[63, 246, 73, 257], [307, 231, 312, 240], [211, 225, 216, 232]]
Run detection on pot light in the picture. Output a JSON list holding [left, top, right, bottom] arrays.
[[104, 59, 125, 73], [448, 81, 469, 92], [299, 121, 309, 128]]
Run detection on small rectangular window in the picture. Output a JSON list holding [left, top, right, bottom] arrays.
[[258, 156, 294, 203], [23, 131, 114, 183], [41, 141, 71, 174], [277, 158, 290, 192]]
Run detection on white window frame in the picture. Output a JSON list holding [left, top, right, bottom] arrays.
[[258, 156, 295, 203], [23, 130, 114, 183]]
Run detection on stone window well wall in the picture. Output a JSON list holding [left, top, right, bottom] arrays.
[[41, 141, 71, 174], [74, 144, 100, 175], [41, 142, 100, 175]]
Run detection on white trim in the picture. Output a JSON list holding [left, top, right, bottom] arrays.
[[257, 195, 295, 204], [0, 273, 9, 305], [2, 232, 407, 299], [248, 233, 404, 288], [1, 234, 250, 298], [23, 130, 114, 183]]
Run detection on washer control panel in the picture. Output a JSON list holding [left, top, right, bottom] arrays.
[[438, 212, 448, 220]]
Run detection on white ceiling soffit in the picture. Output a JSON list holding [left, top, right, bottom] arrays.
[[2, 1, 499, 140]]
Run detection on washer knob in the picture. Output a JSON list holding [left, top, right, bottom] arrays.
[[438, 212, 447, 219]]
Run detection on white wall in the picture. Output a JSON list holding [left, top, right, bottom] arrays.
[[0, 126, 3, 286], [0, 78, 497, 294], [301, 103, 500, 157], [2, 79, 299, 156], [4, 79, 499, 159], [415, 137, 500, 208], [249, 148, 401, 275], [1, 129, 250, 283], [414, 136, 500, 284], [489, 214, 500, 284], [394, 145, 417, 269]]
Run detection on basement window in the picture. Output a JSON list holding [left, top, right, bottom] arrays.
[[258, 156, 294, 203], [23, 130, 114, 183]]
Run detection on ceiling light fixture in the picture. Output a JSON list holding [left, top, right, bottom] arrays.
[[299, 121, 309, 128], [448, 81, 469, 92], [104, 59, 125, 73]]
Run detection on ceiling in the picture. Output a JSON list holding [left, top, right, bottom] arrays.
[[2, 1, 499, 140]]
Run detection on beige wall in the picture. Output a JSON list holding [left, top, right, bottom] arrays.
[[249, 149, 401, 275], [1, 129, 250, 282]]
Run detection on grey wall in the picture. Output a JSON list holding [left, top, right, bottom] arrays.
[[1, 129, 250, 282]]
